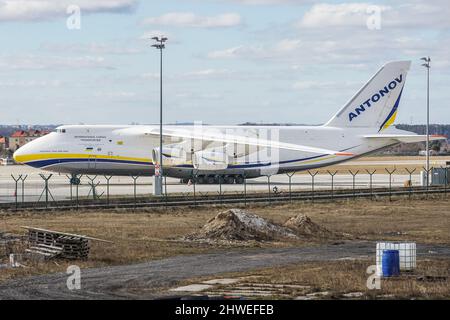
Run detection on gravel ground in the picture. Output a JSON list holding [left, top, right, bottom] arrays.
[[0, 241, 449, 300]]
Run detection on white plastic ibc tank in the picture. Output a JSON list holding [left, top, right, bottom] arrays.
[[376, 242, 416, 276]]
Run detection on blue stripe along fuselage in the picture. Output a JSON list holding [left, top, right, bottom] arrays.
[[24, 146, 360, 170], [25, 158, 152, 169]]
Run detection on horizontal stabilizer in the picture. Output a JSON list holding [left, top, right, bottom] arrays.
[[363, 134, 447, 143]]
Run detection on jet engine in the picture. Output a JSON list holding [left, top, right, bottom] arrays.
[[152, 144, 189, 166]]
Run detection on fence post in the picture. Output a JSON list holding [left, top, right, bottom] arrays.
[[422, 166, 432, 199], [104, 176, 112, 205], [86, 176, 99, 200], [243, 172, 247, 207], [11, 174, 22, 210], [405, 168, 416, 200], [308, 171, 319, 203], [192, 171, 197, 206], [218, 175, 223, 205], [348, 170, 359, 199], [365, 169, 376, 200], [38, 174, 55, 208], [267, 175, 272, 203], [66, 175, 73, 201], [327, 170, 338, 201], [20, 175, 28, 203], [286, 172, 295, 203], [131, 176, 139, 209], [445, 166, 448, 198], [425, 165, 430, 189], [164, 175, 168, 203], [75, 175, 83, 210], [385, 168, 396, 202]]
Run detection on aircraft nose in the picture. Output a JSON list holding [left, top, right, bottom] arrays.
[[13, 143, 33, 164], [13, 147, 25, 163]]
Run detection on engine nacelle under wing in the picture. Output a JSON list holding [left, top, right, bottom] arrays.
[[152, 145, 189, 166]]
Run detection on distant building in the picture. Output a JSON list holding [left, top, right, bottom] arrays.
[[0, 136, 8, 150], [9, 129, 50, 152], [0, 158, 14, 166]]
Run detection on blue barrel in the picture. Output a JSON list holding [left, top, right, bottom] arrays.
[[382, 250, 400, 277]]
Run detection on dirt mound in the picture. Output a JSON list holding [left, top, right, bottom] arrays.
[[184, 209, 297, 242], [283, 214, 335, 239]]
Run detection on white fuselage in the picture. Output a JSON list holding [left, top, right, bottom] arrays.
[[13, 124, 404, 179]]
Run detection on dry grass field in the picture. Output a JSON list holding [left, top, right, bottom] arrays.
[[1, 196, 450, 297]]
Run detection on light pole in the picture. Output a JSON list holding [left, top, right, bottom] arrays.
[[151, 36, 167, 196], [421, 57, 431, 186]]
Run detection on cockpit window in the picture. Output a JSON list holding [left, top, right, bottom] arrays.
[[56, 129, 66, 133]]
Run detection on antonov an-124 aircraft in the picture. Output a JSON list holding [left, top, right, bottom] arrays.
[[14, 61, 445, 184]]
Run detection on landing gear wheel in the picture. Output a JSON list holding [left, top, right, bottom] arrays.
[[235, 175, 245, 184], [197, 176, 206, 184], [224, 175, 235, 184]]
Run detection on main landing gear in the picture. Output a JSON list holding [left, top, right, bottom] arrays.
[[181, 175, 246, 185]]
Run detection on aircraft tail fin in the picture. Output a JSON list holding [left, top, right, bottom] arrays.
[[325, 61, 411, 132]]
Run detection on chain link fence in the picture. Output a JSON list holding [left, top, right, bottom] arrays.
[[0, 166, 448, 210]]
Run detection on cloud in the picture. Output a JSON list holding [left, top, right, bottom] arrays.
[[182, 69, 234, 79], [95, 91, 137, 98], [225, 0, 311, 4], [175, 92, 224, 100], [207, 46, 266, 59], [208, 35, 428, 66], [0, 79, 62, 87], [142, 12, 242, 28], [297, 2, 450, 29], [141, 72, 160, 80], [207, 38, 307, 61], [297, 3, 387, 29], [0, 0, 137, 22], [205, 0, 450, 71], [0, 55, 114, 70], [292, 80, 359, 90], [41, 42, 142, 55]]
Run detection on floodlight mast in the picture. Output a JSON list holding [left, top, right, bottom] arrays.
[[421, 57, 431, 187], [150, 36, 167, 196]]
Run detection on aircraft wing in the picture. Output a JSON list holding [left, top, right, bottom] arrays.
[[119, 127, 353, 156], [363, 134, 447, 143]]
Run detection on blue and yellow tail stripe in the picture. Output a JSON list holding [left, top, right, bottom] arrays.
[[379, 87, 404, 132]]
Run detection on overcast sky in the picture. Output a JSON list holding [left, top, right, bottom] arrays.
[[0, 0, 449, 125]]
